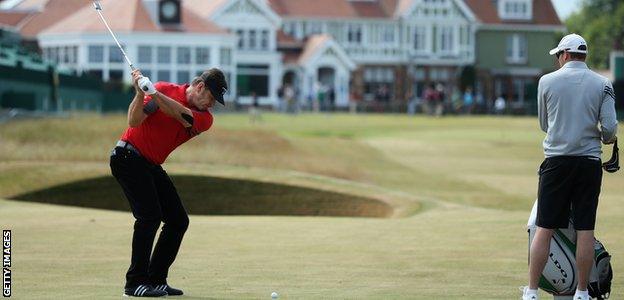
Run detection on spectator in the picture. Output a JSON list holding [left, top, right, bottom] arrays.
[[463, 87, 474, 114], [249, 91, 261, 123], [494, 95, 506, 115], [423, 84, 438, 115], [284, 84, 296, 114], [435, 83, 445, 117], [451, 87, 462, 114]]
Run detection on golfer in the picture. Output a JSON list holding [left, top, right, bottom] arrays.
[[523, 34, 617, 300], [110, 68, 227, 297]]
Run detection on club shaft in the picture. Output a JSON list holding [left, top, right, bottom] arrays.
[[94, 4, 135, 70]]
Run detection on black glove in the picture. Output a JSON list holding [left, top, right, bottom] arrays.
[[602, 139, 619, 173]]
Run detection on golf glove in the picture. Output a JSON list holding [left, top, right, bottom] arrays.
[[602, 139, 619, 173], [138, 76, 157, 95]]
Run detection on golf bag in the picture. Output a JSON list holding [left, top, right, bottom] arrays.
[[527, 201, 613, 299]]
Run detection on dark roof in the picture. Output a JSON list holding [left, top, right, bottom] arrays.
[[463, 0, 562, 25]]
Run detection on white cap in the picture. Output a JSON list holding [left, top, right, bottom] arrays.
[[548, 33, 588, 55]]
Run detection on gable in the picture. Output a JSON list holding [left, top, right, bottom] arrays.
[[224, 0, 263, 15], [213, 0, 281, 27], [403, 0, 475, 22], [300, 36, 355, 71]]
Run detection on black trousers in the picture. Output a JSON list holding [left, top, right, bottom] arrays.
[[110, 146, 189, 288]]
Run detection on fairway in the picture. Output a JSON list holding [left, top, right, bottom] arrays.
[[0, 113, 622, 299]]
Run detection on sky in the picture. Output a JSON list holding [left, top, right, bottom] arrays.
[[551, 0, 583, 20]]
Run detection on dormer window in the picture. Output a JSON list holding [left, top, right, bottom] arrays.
[[498, 0, 532, 21]]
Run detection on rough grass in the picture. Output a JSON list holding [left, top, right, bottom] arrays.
[[0, 113, 622, 299]]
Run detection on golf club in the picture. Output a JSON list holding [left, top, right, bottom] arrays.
[[93, 0, 135, 71], [93, 0, 154, 93]]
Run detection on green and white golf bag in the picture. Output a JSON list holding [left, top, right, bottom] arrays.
[[527, 201, 613, 299]]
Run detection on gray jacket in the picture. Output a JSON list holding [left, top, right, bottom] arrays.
[[537, 61, 618, 158]]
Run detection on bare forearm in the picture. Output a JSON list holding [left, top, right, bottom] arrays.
[[152, 92, 193, 127], [128, 94, 146, 127]]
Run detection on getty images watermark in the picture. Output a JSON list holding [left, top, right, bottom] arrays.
[[3, 230, 10, 297]]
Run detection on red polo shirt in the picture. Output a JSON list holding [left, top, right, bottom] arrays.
[[120, 82, 213, 165]]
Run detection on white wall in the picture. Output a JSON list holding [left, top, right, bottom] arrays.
[[38, 32, 237, 99]]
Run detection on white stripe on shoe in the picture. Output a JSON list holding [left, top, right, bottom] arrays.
[[137, 285, 148, 296], [134, 286, 143, 296]]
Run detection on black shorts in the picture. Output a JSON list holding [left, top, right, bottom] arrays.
[[536, 156, 602, 230]]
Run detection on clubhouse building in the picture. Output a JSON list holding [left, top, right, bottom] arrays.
[[0, 0, 564, 110]]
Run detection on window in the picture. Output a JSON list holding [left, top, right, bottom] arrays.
[[460, 26, 471, 46], [88, 45, 103, 63], [307, 22, 322, 35], [87, 69, 103, 80], [495, 78, 510, 101], [364, 67, 394, 82], [261, 30, 269, 50], [138, 46, 152, 63], [236, 29, 244, 49], [109, 45, 124, 63], [64, 46, 77, 63], [499, 0, 532, 20], [157, 70, 170, 82], [381, 25, 395, 43], [50, 47, 59, 63], [220, 48, 232, 65], [237, 64, 269, 97], [141, 70, 152, 79], [109, 69, 123, 81], [249, 30, 257, 49], [157, 46, 171, 63], [430, 67, 450, 81], [223, 71, 231, 97], [413, 26, 426, 52], [512, 78, 525, 103], [43, 48, 50, 60], [196, 47, 210, 65], [177, 71, 190, 84], [438, 26, 454, 53], [177, 47, 191, 64], [506, 34, 527, 64], [61, 47, 68, 63], [363, 67, 394, 100], [347, 24, 362, 44], [283, 22, 295, 35]]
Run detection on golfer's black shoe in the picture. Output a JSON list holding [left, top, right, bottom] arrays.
[[153, 284, 183, 296], [123, 284, 168, 297]]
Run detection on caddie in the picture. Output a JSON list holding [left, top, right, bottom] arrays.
[[522, 33, 618, 300], [110, 68, 227, 297]]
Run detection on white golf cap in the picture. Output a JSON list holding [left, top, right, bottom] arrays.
[[548, 33, 588, 55]]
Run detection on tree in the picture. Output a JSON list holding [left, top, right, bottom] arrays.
[[565, 0, 624, 69]]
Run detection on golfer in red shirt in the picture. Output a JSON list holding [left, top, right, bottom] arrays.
[[110, 68, 227, 297]]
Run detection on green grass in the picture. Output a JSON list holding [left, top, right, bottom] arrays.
[[0, 113, 622, 299]]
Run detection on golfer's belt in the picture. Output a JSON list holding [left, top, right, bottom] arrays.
[[116, 140, 142, 157]]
